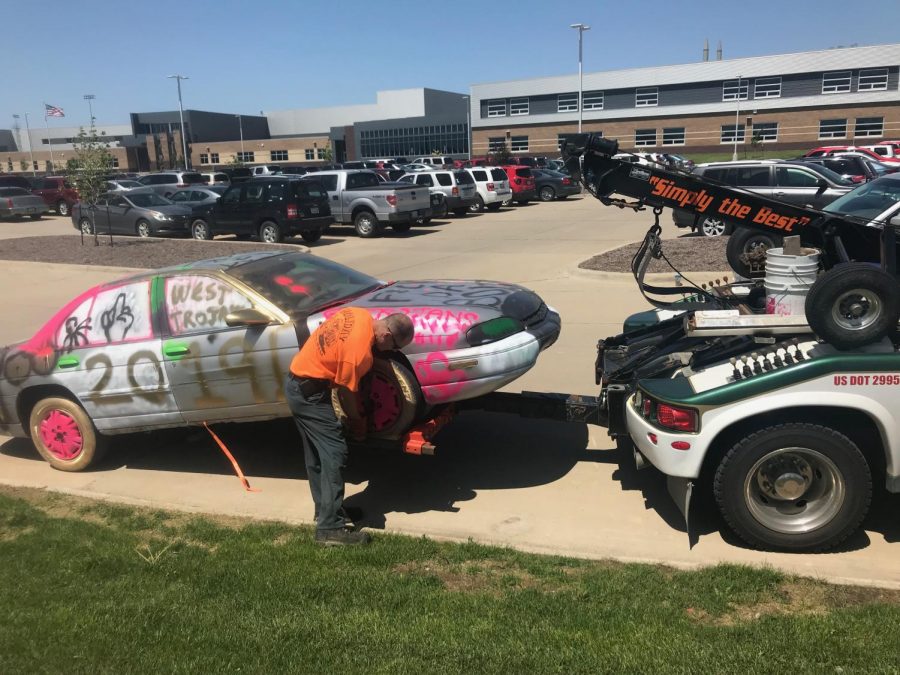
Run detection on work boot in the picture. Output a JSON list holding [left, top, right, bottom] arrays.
[[314, 506, 364, 526], [315, 527, 371, 546]]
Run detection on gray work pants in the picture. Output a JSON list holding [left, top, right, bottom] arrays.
[[284, 375, 348, 531]]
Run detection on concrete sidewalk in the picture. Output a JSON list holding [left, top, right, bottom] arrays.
[[1, 205, 897, 588]]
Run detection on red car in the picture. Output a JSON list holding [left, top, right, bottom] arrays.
[[502, 165, 536, 204], [31, 176, 79, 216], [803, 146, 900, 164]]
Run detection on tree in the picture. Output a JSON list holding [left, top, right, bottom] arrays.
[[228, 154, 246, 167], [19, 159, 29, 172], [321, 145, 333, 164], [65, 124, 115, 246], [749, 132, 764, 159], [489, 142, 512, 166]]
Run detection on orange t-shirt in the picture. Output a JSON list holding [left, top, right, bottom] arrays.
[[290, 307, 374, 392]]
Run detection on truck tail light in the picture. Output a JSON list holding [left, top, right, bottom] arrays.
[[286, 204, 299, 219], [386, 194, 397, 207], [487, 182, 494, 191], [656, 404, 698, 432], [452, 187, 459, 196]]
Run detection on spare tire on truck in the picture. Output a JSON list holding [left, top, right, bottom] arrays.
[[725, 227, 783, 279]]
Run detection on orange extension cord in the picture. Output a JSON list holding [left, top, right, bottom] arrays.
[[202, 422, 261, 492]]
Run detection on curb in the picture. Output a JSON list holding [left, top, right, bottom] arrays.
[[570, 266, 733, 284]]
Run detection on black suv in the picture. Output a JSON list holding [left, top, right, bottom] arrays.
[[189, 176, 333, 244]]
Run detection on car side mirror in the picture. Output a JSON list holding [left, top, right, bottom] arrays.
[[816, 178, 828, 194], [225, 308, 273, 327]]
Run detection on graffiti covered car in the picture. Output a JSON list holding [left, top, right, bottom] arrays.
[[0, 251, 560, 471]]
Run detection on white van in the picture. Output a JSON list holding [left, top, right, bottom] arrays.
[[250, 165, 284, 176], [465, 166, 512, 212], [411, 156, 455, 168]]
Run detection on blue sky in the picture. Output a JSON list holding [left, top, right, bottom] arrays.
[[4, 0, 899, 129]]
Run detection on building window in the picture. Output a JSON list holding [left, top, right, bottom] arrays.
[[558, 94, 577, 112], [635, 129, 657, 147], [662, 128, 685, 146], [33, 161, 38, 170], [819, 119, 847, 139], [110, 157, 119, 168], [270, 150, 288, 161], [237, 151, 255, 162], [582, 91, 604, 110], [635, 87, 658, 107], [210, 153, 219, 164], [199, 153, 209, 164], [754, 77, 781, 99], [305, 149, 315, 160], [487, 100, 507, 117], [720, 125, 745, 144], [722, 79, 749, 101], [822, 71, 852, 94], [855, 117, 884, 137], [509, 98, 529, 116], [510, 136, 528, 152], [488, 137, 506, 152], [751, 122, 778, 142], [858, 68, 888, 91], [317, 148, 326, 159]]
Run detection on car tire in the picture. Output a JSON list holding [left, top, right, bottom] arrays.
[[353, 210, 379, 238], [699, 216, 730, 237], [135, 220, 151, 238], [539, 186, 556, 201], [259, 220, 283, 243], [331, 358, 422, 440], [191, 218, 212, 240], [486, 202, 502, 211], [469, 196, 485, 213], [56, 200, 69, 216], [713, 423, 872, 552], [452, 208, 467, 217], [725, 227, 783, 278], [29, 396, 107, 472], [804, 263, 900, 350], [300, 229, 323, 243], [391, 222, 412, 233], [79, 218, 94, 235]]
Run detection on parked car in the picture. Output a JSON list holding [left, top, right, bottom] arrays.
[[830, 151, 900, 173], [136, 171, 208, 198], [190, 176, 332, 244], [30, 176, 79, 216], [200, 171, 231, 186], [301, 170, 431, 237], [401, 163, 434, 172], [863, 144, 900, 159], [502, 165, 537, 204], [250, 165, 284, 177], [168, 187, 227, 210], [508, 157, 538, 168], [664, 153, 696, 172], [803, 145, 900, 165], [104, 179, 144, 192], [671, 160, 853, 236], [397, 169, 477, 216], [71, 190, 192, 238], [543, 159, 567, 172], [220, 167, 253, 183], [0, 187, 48, 220], [0, 250, 561, 471], [0, 176, 34, 191], [465, 166, 512, 212], [792, 155, 878, 183], [531, 169, 581, 201], [411, 156, 455, 168]]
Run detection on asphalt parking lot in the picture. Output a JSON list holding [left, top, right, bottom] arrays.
[[1, 201, 897, 588]]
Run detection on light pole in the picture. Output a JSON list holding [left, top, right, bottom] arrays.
[[19, 112, 35, 175], [462, 95, 471, 160], [167, 74, 190, 169], [570, 23, 591, 133], [84, 94, 96, 127], [732, 75, 742, 161], [235, 114, 244, 157]]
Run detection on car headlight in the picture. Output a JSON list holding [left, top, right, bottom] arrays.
[[151, 211, 171, 221], [465, 317, 524, 346]]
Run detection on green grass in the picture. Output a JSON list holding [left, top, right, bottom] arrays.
[[2, 486, 899, 674], [685, 148, 803, 165]]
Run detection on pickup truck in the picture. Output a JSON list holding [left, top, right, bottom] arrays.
[[302, 170, 431, 238]]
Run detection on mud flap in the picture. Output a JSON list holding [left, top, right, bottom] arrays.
[[666, 476, 694, 547]]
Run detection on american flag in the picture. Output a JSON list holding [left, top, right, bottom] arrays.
[[44, 103, 65, 118]]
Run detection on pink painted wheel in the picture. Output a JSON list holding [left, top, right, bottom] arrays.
[[369, 370, 404, 431], [332, 358, 421, 441], [29, 397, 105, 471]]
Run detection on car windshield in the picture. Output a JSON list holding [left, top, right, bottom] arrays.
[[229, 252, 383, 317], [866, 161, 891, 176], [822, 177, 900, 222], [796, 163, 855, 186], [128, 193, 172, 207], [118, 180, 142, 188], [183, 173, 206, 184]]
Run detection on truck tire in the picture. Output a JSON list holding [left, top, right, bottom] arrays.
[[804, 263, 900, 349], [29, 396, 107, 472], [300, 230, 323, 243], [353, 210, 379, 238], [713, 423, 871, 552], [725, 227, 783, 278], [331, 358, 422, 440], [259, 220, 283, 243], [191, 218, 212, 240]]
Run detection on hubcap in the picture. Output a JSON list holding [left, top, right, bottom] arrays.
[[194, 223, 207, 239], [358, 217, 373, 235], [702, 217, 726, 237], [80, 220, 92, 234], [744, 447, 844, 534], [138, 223, 150, 237], [833, 289, 882, 331], [39, 409, 84, 460], [368, 372, 402, 431], [59, 203, 68, 216], [262, 226, 276, 242], [541, 187, 554, 200]]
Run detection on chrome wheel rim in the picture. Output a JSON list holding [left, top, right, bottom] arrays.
[[58, 202, 69, 216], [193, 222, 208, 240], [261, 225, 277, 243], [540, 187, 554, 201], [357, 216, 374, 236], [701, 217, 726, 237], [80, 219, 93, 234], [137, 222, 150, 237], [744, 447, 844, 534], [832, 288, 882, 331]]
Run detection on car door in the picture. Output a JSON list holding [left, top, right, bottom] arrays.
[[105, 195, 132, 233], [159, 272, 295, 422], [214, 185, 243, 231], [774, 166, 826, 206], [238, 182, 266, 235], [733, 166, 775, 200], [51, 277, 182, 432]]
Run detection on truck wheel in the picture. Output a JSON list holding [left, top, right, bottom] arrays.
[[699, 216, 729, 237], [29, 396, 107, 472], [469, 196, 485, 213], [391, 222, 412, 233], [300, 230, 323, 243], [331, 358, 422, 440], [57, 200, 69, 216], [191, 218, 212, 240], [259, 220, 283, 243], [713, 423, 872, 552], [804, 263, 900, 349], [725, 227, 783, 278], [353, 210, 378, 238]]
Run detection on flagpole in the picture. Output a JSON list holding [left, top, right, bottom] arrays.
[[43, 104, 56, 173]]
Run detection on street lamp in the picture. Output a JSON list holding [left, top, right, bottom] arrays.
[[462, 95, 471, 161], [14, 113, 36, 176], [732, 74, 742, 161], [235, 114, 244, 156], [570, 23, 591, 133], [84, 94, 96, 126], [167, 74, 190, 169]]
